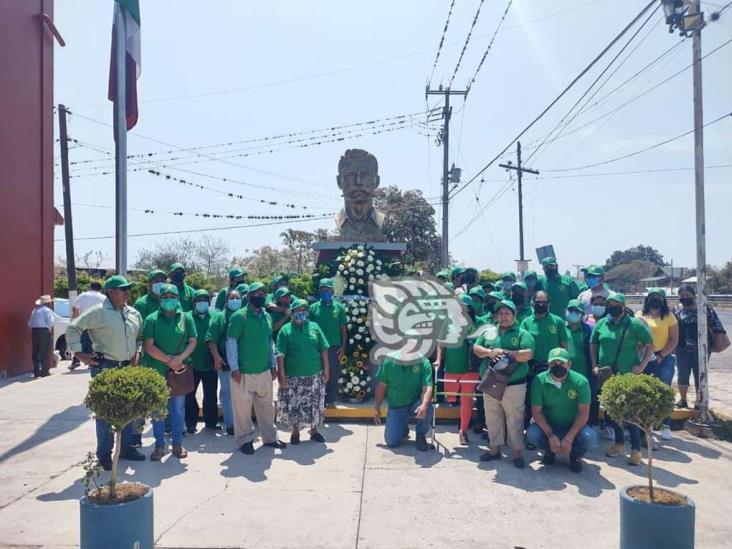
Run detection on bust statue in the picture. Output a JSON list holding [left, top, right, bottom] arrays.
[[335, 148, 385, 239]]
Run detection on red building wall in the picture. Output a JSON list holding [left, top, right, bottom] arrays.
[[0, 0, 55, 377]]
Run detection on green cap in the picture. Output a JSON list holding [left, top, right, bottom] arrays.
[[481, 280, 495, 290], [247, 281, 265, 293], [459, 294, 475, 309], [159, 283, 179, 296], [445, 282, 455, 290], [229, 267, 246, 279], [104, 275, 133, 290], [468, 286, 486, 300], [169, 262, 185, 274], [607, 291, 625, 304], [587, 265, 604, 276], [511, 281, 527, 291], [291, 297, 308, 310], [566, 299, 583, 312], [548, 347, 570, 364], [647, 287, 666, 297], [272, 273, 289, 287], [541, 256, 558, 268], [494, 300, 516, 314], [501, 272, 516, 282], [274, 287, 291, 299], [147, 269, 166, 282], [235, 283, 249, 295], [450, 266, 465, 279], [524, 270, 537, 279], [436, 270, 449, 280], [318, 277, 335, 289], [194, 289, 210, 300], [487, 291, 504, 301]]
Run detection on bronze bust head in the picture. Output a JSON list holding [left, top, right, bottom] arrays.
[[335, 148, 385, 239]]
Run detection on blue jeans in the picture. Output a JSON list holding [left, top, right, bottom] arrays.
[[90, 363, 133, 459], [645, 354, 676, 426], [611, 421, 641, 450], [526, 423, 597, 458], [218, 370, 234, 429], [153, 395, 185, 447], [384, 400, 433, 448]]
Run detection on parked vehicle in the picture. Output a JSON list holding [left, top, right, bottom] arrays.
[[53, 298, 70, 359]]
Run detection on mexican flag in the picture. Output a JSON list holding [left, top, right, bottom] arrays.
[[108, 0, 141, 130]]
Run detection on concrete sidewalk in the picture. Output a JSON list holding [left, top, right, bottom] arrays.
[[1, 365, 731, 548]]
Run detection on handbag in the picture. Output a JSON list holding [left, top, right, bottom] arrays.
[[477, 355, 518, 401], [161, 315, 195, 397], [711, 330, 730, 353], [596, 319, 629, 391]]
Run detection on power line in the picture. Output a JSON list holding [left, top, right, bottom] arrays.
[[526, 163, 732, 180], [448, 0, 486, 87], [428, 0, 457, 85], [449, 0, 658, 199], [466, 0, 514, 93]]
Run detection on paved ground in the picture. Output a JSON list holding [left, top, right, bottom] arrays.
[[1, 362, 731, 548]]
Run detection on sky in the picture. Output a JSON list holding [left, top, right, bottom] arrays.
[[53, 0, 732, 275]]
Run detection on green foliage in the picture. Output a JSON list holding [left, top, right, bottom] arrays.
[[604, 260, 658, 293], [288, 273, 315, 299], [600, 374, 675, 432], [709, 260, 732, 294], [53, 271, 106, 299], [605, 245, 665, 271], [479, 269, 501, 283], [84, 367, 169, 432], [80, 452, 102, 497], [185, 271, 217, 293]]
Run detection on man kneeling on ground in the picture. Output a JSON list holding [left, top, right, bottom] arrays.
[[527, 348, 597, 472], [373, 351, 434, 452]]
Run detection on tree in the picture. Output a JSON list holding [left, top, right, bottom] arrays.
[[604, 260, 658, 293], [135, 237, 199, 273], [605, 245, 665, 271], [237, 246, 289, 279], [374, 186, 441, 271], [194, 235, 231, 280], [708, 261, 732, 294], [280, 229, 317, 274]]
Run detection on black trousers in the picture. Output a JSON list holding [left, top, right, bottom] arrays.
[[185, 369, 219, 429], [31, 328, 51, 376]]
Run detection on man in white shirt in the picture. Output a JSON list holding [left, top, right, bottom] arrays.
[[69, 282, 106, 370], [27, 295, 55, 377]]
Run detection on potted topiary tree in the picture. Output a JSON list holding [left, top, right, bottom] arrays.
[[81, 366, 169, 549], [600, 373, 695, 549]]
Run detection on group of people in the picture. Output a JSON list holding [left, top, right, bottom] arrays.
[[56, 255, 725, 474]]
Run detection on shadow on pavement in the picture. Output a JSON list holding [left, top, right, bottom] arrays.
[[656, 436, 723, 461], [219, 445, 276, 482], [0, 404, 91, 463], [374, 442, 444, 468]]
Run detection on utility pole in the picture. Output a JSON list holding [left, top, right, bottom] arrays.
[[426, 86, 467, 268], [58, 104, 77, 301], [499, 141, 539, 274]]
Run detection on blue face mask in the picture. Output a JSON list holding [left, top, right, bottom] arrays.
[[160, 298, 178, 312], [292, 311, 308, 323], [587, 276, 601, 289], [525, 278, 537, 289], [320, 291, 333, 302], [151, 282, 165, 295], [501, 281, 513, 291], [565, 310, 582, 324], [195, 301, 209, 314], [591, 305, 606, 317], [227, 298, 242, 311]]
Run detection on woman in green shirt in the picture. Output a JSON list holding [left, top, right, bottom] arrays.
[[275, 299, 330, 445], [142, 284, 198, 461]]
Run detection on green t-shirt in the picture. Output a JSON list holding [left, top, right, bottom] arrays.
[[566, 323, 590, 378], [142, 309, 198, 377], [515, 305, 533, 325], [309, 300, 347, 347], [270, 308, 291, 339], [590, 315, 652, 374], [475, 324, 535, 382], [530, 369, 591, 428], [376, 357, 433, 408], [174, 283, 197, 312], [227, 305, 273, 374], [190, 310, 216, 371], [133, 293, 159, 321], [205, 308, 233, 357], [519, 313, 568, 364], [215, 286, 233, 311], [275, 321, 329, 377], [444, 318, 486, 374], [537, 274, 580, 317]]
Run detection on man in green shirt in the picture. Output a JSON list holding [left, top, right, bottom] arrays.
[[527, 348, 597, 473], [270, 286, 292, 339], [473, 300, 535, 468], [169, 263, 197, 312], [226, 281, 285, 455], [215, 267, 247, 311], [67, 275, 144, 469], [537, 257, 580, 317], [468, 286, 486, 316], [374, 351, 434, 451], [309, 278, 347, 407], [523, 270, 539, 301], [510, 282, 533, 324], [265, 273, 290, 310], [134, 269, 167, 320], [184, 290, 220, 434]]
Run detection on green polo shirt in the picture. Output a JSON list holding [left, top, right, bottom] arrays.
[[515, 305, 533, 325], [205, 308, 233, 357], [142, 309, 197, 377], [566, 323, 590, 378], [227, 305, 273, 374], [520, 313, 568, 364], [376, 357, 433, 408], [215, 286, 234, 311], [275, 321, 329, 377], [270, 308, 291, 339], [174, 283, 197, 312], [190, 310, 217, 371], [134, 293, 160, 321], [537, 274, 580, 317], [309, 300, 347, 347], [531, 369, 591, 428], [444, 318, 486, 374], [590, 314, 652, 373], [475, 324, 535, 382]]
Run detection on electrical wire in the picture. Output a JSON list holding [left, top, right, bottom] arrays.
[[466, 0, 514, 93], [448, 0, 486, 87], [429, 0, 457, 85]]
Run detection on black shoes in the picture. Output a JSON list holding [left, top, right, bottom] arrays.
[[675, 399, 689, 409], [226, 426, 235, 436], [206, 425, 222, 432], [240, 442, 254, 455], [98, 456, 113, 471], [415, 434, 434, 452], [513, 457, 526, 469], [291, 431, 300, 445], [541, 450, 556, 465], [119, 447, 145, 461], [480, 451, 501, 462], [310, 432, 325, 443], [263, 440, 287, 449], [569, 457, 583, 473], [186, 426, 197, 435]]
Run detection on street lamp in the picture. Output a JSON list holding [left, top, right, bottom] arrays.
[[661, 0, 687, 33]]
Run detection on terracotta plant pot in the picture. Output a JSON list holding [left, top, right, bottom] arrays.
[[619, 485, 694, 549]]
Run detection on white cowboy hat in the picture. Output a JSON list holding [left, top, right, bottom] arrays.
[[35, 295, 52, 306]]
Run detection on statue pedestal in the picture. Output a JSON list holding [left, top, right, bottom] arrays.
[[312, 241, 406, 267]]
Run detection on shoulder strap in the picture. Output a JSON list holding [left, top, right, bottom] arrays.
[[610, 317, 630, 373]]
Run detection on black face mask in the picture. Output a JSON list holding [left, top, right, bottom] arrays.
[[468, 310, 476, 321], [249, 294, 266, 308], [680, 297, 694, 307], [648, 297, 664, 310], [534, 302, 548, 315], [512, 294, 525, 306], [550, 365, 568, 379], [607, 304, 624, 318], [170, 272, 184, 284], [464, 272, 477, 285], [544, 268, 558, 279]]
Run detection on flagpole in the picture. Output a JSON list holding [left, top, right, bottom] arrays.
[[113, 1, 128, 276]]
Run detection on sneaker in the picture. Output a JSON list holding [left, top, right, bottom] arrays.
[[458, 431, 469, 445], [628, 450, 642, 466], [240, 442, 254, 455], [675, 399, 689, 409], [480, 451, 501, 462], [606, 444, 625, 458], [660, 426, 673, 440], [119, 447, 145, 461], [601, 426, 616, 441], [541, 451, 556, 465], [415, 433, 434, 452], [263, 440, 287, 449], [172, 445, 188, 458], [150, 445, 166, 461], [513, 457, 526, 469], [569, 457, 583, 473]]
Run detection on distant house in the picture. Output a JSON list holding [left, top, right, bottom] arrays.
[[639, 266, 689, 292]]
